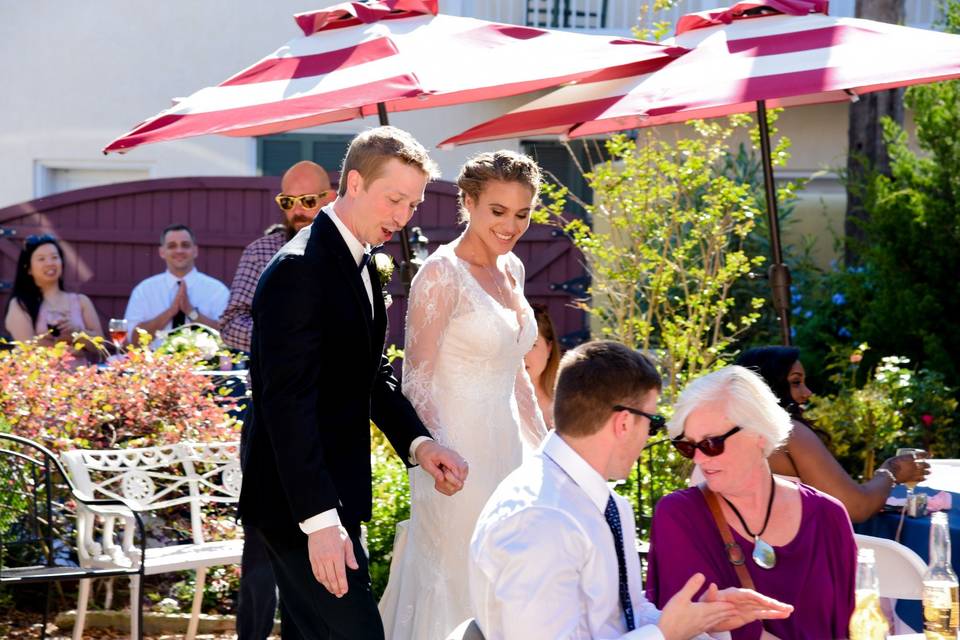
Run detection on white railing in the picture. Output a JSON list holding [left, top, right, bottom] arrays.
[[451, 0, 943, 36]]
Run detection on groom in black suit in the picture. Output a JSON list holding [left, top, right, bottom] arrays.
[[239, 126, 469, 639]]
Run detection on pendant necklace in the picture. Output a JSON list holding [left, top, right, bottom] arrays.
[[487, 266, 511, 310], [722, 474, 777, 569]]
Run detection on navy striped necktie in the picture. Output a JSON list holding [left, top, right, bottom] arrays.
[[604, 495, 636, 631]]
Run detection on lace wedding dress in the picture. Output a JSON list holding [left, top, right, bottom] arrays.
[[379, 242, 548, 640]]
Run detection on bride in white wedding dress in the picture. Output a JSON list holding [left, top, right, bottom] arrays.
[[378, 151, 549, 639]]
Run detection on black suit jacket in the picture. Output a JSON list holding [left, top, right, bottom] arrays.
[[239, 210, 430, 539]]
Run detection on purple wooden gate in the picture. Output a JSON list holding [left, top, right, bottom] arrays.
[[0, 177, 586, 349]]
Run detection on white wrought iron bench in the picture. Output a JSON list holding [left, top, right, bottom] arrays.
[[61, 440, 243, 640]]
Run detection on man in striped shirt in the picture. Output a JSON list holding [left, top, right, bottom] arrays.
[[221, 161, 334, 353]]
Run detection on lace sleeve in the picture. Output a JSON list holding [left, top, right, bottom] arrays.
[[402, 256, 458, 445], [514, 365, 549, 454], [509, 254, 549, 453]]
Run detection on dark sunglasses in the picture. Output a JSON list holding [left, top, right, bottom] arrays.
[[274, 192, 328, 211], [25, 234, 56, 247], [612, 405, 666, 436], [671, 425, 742, 459]]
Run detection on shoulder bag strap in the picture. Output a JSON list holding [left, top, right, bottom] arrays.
[[698, 482, 756, 591]]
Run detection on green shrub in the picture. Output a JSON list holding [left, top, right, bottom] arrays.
[[806, 343, 958, 478], [539, 114, 797, 533], [367, 426, 411, 600]]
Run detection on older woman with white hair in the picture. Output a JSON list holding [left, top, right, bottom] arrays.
[[645, 366, 856, 640]]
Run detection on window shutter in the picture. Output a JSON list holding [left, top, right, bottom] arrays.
[[259, 139, 303, 177]]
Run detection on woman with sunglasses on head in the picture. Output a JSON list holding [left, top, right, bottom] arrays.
[[736, 346, 929, 523], [4, 235, 104, 355], [523, 301, 562, 429], [646, 366, 856, 640]]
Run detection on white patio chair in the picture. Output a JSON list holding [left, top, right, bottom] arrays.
[[854, 533, 926, 600]]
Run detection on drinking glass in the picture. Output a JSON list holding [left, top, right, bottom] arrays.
[[108, 318, 128, 352], [896, 447, 927, 501]]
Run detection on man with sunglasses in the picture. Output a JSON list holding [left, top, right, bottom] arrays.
[[225, 160, 335, 640], [220, 161, 334, 354], [470, 340, 792, 640]]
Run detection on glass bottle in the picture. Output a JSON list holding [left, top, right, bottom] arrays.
[[850, 548, 890, 640], [923, 511, 959, 639]]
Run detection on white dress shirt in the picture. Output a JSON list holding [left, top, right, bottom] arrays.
[[470, 431, 664, 639], [298, 207, 430, 536], [123, 268, 229, 349], [471, 432, 722, 640]]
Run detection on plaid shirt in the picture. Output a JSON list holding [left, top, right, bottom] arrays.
[[220, 230, 288, 352]]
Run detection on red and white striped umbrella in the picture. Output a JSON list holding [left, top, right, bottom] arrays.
[[442, 0, 960, 345], [442, 0, 960, 145], [103, 0, 678, 153]]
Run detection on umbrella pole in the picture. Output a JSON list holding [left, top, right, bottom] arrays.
[[376, 102, 417, 293], [756, 100, 792, 346]]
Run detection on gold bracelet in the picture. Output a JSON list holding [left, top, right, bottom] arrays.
[[874, 468, 897, 485]]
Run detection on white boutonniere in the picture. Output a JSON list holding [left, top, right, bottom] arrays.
[[373, 252, 395, 287], [372, 252, 395, 309]]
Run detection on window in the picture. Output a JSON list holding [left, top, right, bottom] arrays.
[[257, 133, 353, 177], [522, 139, 610, 219], [34, 161, 151, 198]]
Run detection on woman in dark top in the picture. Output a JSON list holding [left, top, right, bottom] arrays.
[[735, 346, 928, 523]]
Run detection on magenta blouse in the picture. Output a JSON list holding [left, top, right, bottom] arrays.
[[645, 482, 856, 640]]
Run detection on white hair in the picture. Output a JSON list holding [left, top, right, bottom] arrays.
[[668, 365, 793, 457]]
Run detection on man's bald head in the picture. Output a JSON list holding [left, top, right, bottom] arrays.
[[278, 161, 334, 233]]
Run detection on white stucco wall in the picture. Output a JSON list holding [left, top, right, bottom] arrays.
[[0, 0, 939, 270], [0, 1, 525, 209]]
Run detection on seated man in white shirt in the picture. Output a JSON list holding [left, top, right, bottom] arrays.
[[124, 224, 230, 348], [469, 340, 793, 640]]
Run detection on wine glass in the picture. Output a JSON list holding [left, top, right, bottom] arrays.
[[895, 447, 927, 503], [108, 318, 128, 353]]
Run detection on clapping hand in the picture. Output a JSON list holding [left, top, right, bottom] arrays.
[[415, 440, 469, 496], [46, 310, 82, 339], [176, 281, 194, 315], [700, 583, 793, 632]]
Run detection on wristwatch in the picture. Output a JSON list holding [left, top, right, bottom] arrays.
[[187, 308, 199, 322]]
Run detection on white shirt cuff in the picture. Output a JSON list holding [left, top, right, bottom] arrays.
[[299, 508, 341, 535], [409, 436, 432, 464]]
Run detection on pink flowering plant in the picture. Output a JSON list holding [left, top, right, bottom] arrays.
[[0, 333, 240, 453], [806, 343, 957, 478]]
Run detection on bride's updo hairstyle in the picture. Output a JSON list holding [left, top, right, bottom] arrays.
[[456, 150, 542, 223]]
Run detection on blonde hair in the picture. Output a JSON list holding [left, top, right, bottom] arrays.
[[669, 365, 793, 457], [456, 150, 541, 223], [337, 126, 439, 196]]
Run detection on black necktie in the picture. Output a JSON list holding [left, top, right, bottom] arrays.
[[172, 281, 185, 328], [358, 245, 385, 273], [359, 251, 372, 273], [605, 495, 636, 631]]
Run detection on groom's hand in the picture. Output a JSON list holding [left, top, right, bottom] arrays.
[[415, 440, 469, 496], [307, 525, 359, 598]]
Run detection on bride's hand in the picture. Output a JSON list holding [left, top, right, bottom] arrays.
[[415, 440, 469, 496]]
